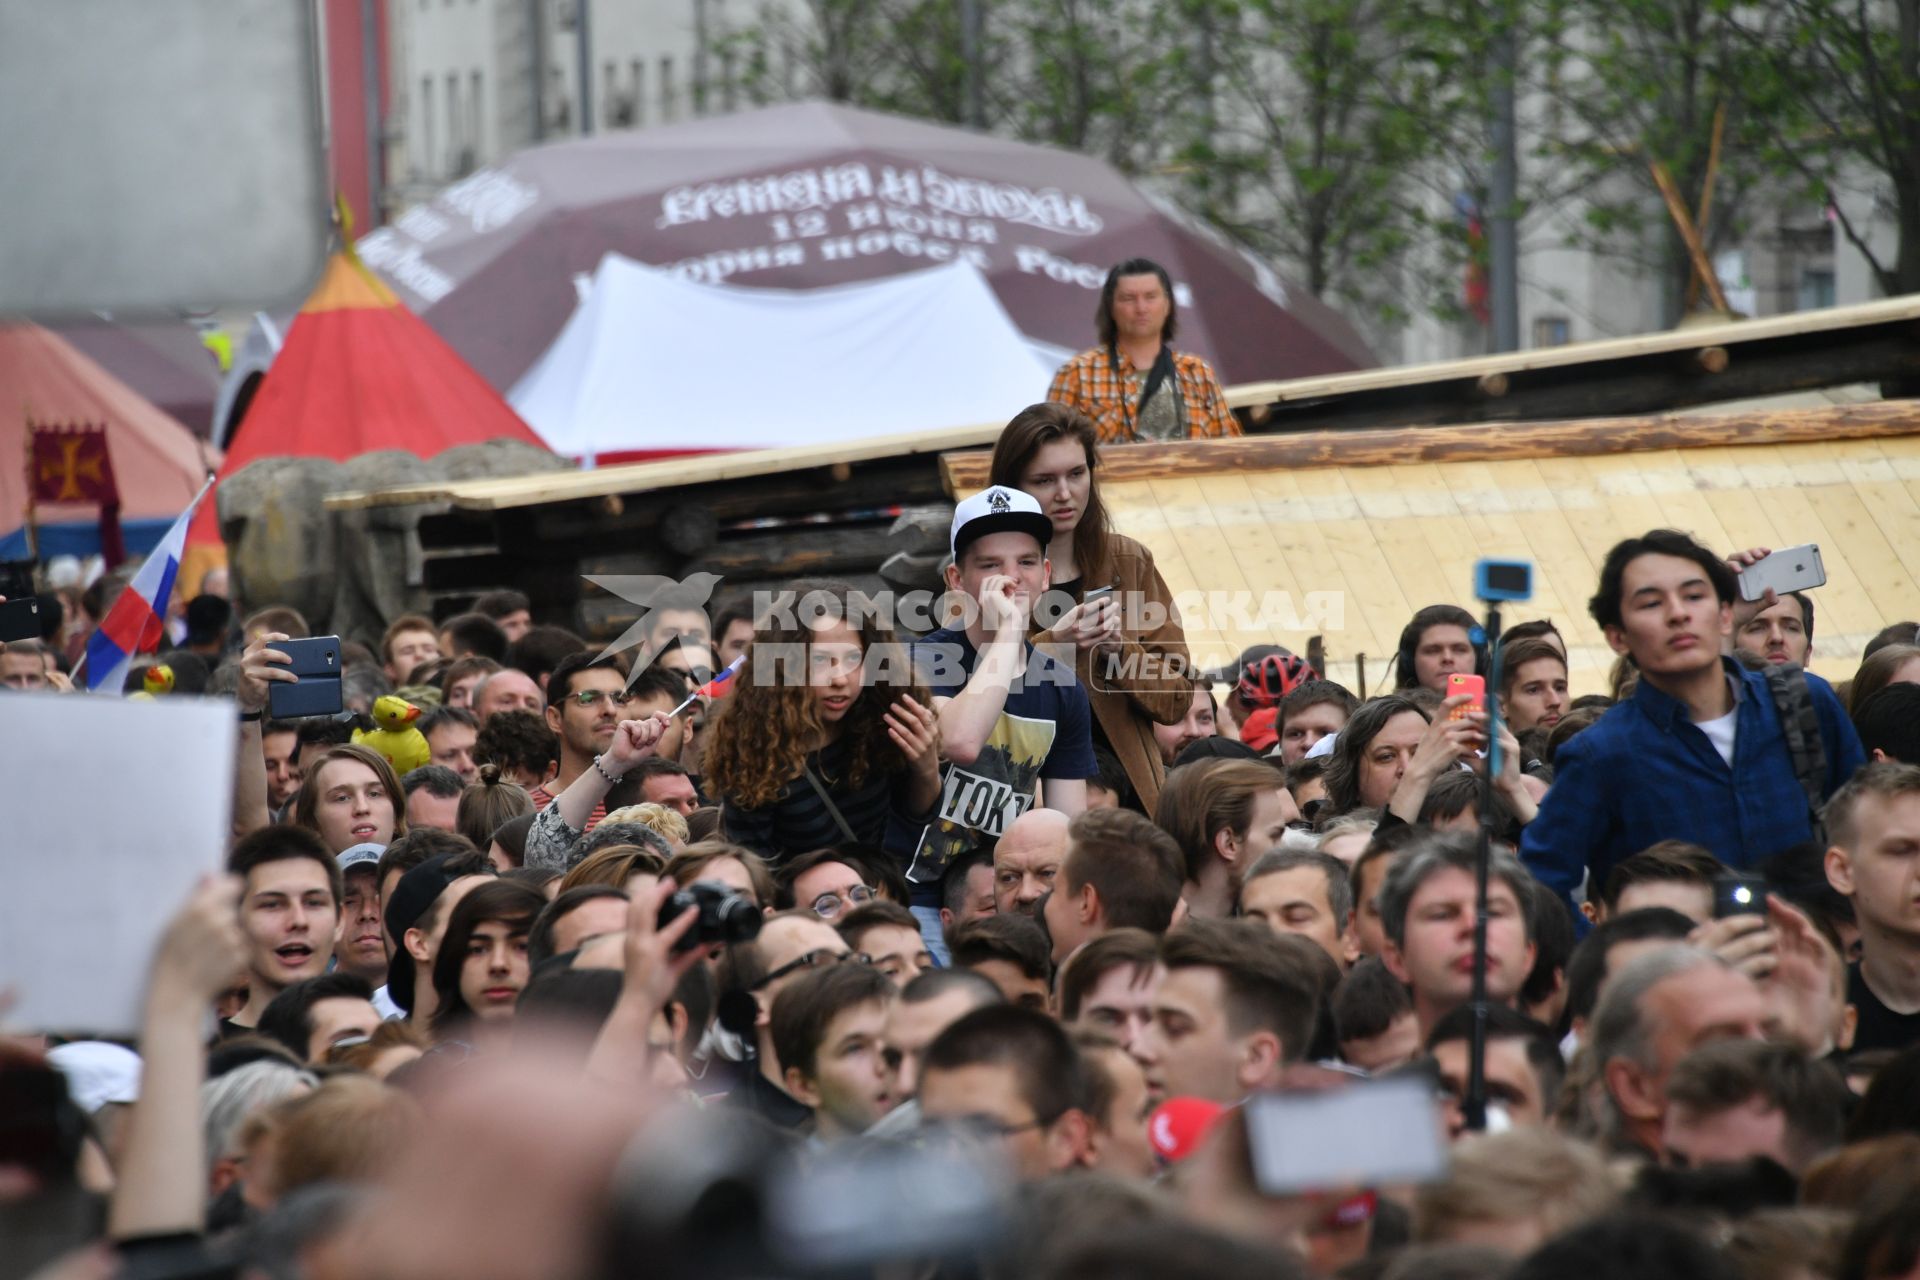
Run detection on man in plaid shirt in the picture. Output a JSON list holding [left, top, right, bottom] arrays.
[[1047, 257, 1241, 444]]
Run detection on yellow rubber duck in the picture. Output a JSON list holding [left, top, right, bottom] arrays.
[[352, 695, 431, 776], [143, 665, 175, 696]]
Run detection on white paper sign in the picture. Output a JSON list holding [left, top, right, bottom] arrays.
[[0, 694, 235, 1036]]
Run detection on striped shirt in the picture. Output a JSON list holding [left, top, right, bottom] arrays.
[[720, 735, 906, 866]]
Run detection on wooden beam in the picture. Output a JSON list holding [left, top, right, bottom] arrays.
[[1223, 292, 1920, 408], [1692, 346, 1730, 374], [1652, 159, 1733, 315], [1685, 102, 1729, 313], [1252, 331, 1920, 434], [326, 420, 1004, 512], [940, 401, 1920, 493]]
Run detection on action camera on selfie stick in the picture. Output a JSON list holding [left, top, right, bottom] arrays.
[[1465, 559, 1533, 1133]]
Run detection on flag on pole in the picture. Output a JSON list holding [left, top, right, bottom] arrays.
[[668, 655, 746, 718], [84, 477, 214, 695]]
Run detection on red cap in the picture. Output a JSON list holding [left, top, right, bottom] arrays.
[[1241, 706, 1280, 752], [1321, 1190, 1378, 1230], [1147, 1096, 1227, 1164]]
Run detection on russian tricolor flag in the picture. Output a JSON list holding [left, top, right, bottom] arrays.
[[84, 478, 214, 696], [695, 655, 746, 699]]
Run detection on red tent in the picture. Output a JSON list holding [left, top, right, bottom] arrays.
[[186, 250, 551, 575], [1, 324, 218, 564]]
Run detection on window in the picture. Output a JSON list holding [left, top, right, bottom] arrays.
[[631, 59, 645, 125], [446, 73, 459, 172], [1799, 268, 1836, 311], [604, 60, 618, 126], [1532, 316, 1571, 348], [421, 76, 434, 176], [721, 46, 738, 110], [470, 71, 483, 163], [660, 56, 675, 121]]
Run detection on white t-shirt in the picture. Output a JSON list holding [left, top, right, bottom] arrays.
[[1696, 708, 1737, 768]]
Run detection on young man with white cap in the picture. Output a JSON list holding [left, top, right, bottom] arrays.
[[887, 485, 1099, 958]]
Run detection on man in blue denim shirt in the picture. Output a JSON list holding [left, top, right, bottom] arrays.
[[1522, 530, 1863, 910]]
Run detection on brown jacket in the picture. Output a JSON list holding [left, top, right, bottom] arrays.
[[1042, 532, 1192, 815]]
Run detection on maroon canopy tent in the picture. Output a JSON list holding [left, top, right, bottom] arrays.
[[357, 101, 1375, 394]]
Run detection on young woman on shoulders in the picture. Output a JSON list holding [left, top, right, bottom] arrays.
[[988, 402, 1193, 815]]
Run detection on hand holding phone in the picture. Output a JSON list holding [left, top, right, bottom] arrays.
[[1736, 544, 1826, 604], [265, 635, 345, 719], [1069, 585, 1119, 650], [1447, 673, 1485, 720], [1712, 871, 1771, 919]]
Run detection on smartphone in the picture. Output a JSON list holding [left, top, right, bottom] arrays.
[[1447, 673, 1485, 720], [1082, 585, 1114, 602], [266, 635, 344, 719], [1243, 1076, 1449, 1196], [1738, 543, 1826, 602], [1713, 871, 1771, 919], [0, 594, 40, 643]]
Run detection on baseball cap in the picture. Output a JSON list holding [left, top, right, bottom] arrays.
[[383, 853, 475, 1013], [949, 486, 1054, 563], [1172, 736, 1260, 769], [1148, 1096, 1227, 1164], [337, 843, 384, 874], [1241, 707, 1280, 753], [46, 1042, 142, 1113]]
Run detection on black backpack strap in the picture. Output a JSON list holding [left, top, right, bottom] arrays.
[[1763, 662, 1828, 842]]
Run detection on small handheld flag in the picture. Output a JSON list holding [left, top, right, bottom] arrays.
[[84, 477, 214, 696], [669, 654, 746, 718]]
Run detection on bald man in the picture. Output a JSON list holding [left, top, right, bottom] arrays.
[[993, 808, 1071, 917]]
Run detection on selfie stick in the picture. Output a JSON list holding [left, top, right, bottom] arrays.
[[1465, 560, 1532, 1133]]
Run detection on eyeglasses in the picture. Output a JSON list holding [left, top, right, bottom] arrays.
[[571, 690, 636, 709], [811, 884, 876, 920], [751, 947, 860, 991]]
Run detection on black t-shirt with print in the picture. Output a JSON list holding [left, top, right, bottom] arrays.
[[885, 627, 1097, 903]]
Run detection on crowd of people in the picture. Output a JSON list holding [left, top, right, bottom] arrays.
[[13, 263, 1920, 1280]]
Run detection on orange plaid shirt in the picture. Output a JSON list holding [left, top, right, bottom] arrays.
[[1047, 346, 1241, 444]]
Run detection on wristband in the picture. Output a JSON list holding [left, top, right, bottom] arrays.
[[238, 710, 264, 723], [592, 754, 624, 785]]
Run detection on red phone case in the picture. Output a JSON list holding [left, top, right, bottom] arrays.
[[1447, 673, 1485, 719]]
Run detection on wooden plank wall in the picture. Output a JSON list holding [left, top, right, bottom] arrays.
[[1107, 436, 1920, 696]]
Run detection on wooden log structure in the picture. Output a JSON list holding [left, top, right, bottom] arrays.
[[941, 400, 1920, 495], [322, 294, 1920, 643]]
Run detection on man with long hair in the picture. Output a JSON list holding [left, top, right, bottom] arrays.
[[1045, 258, 1239, 444]]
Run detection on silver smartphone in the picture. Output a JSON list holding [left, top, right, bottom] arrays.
[[1737, 543, 1826, 603], [1243, 1076, 1449, 1195]]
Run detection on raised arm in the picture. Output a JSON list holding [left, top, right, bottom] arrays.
[[552, 712, 672, 832], [230, 632, 295, 841], [932, 579, 1027, 766], [584, 878, 704, 1086], [110, 876, 246, 1240]]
